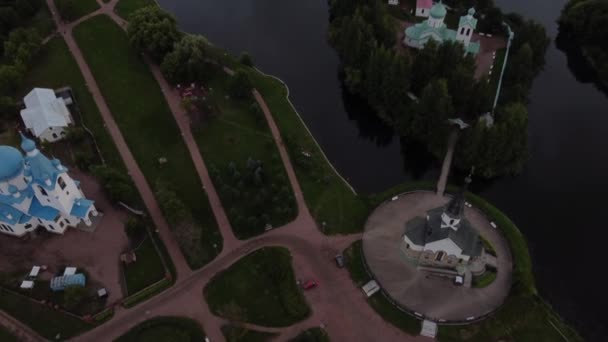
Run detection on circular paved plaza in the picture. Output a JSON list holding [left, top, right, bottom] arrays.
[[362, 191, 513, 321]]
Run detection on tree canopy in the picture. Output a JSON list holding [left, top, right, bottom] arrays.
[[559, 0, 608, 84], [127, 6, 181, 61], [3, 27, 41, 69], [160, 34, 209, 84]]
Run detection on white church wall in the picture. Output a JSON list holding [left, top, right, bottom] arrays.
[[424, 238, 463, 258]]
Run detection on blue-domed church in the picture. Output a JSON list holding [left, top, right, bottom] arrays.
[[0, 134, 97, 237]]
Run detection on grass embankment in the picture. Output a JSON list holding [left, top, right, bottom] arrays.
[[55, 0, 99, 22], [123, 236, 166, 294], [115, 316, 206, 341], [246, 71, 369, 235], [0, 289, 92, 341], [204, 247, 310, 327], [344, 241, 422, 335], [290, 328, 330, 342], [194, 70, 296, 239], [73, 15, 221, 268], [114, 0, 156, 19], [221, 325, 277, 342]]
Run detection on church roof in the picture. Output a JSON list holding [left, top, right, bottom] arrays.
[[0, 146, 24, 182], [70, 198, 94, 219], [0, 202, 25, 225], [20, 88, 71, 137], [430, 2, 447, 19], [459, 8, 478, 29], [416, 0, 433, 9], [28, 197, 59, 221], [21, 135, 67, 189], [404, 208, 483, 257]]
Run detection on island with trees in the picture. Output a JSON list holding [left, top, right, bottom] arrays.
[[558, 0, 608, 88], [328, 0, 549, 178]]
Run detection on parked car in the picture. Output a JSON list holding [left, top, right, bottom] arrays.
[[335, 254, 345, 268], [302, 280, 318, 290]]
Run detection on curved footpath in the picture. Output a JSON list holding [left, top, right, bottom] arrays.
[[3, 1, 433, 341]]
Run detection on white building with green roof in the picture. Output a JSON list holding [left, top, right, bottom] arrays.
[[404, 2, 480, 55]]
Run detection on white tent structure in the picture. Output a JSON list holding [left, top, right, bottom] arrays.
[[20, 88, 73, 142]]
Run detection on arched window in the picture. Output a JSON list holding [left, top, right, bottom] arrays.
[[460, 27, 465, 34], [467, 28, 471, 35], [38, 186, 48, 196], [58, 177, 66, 190]]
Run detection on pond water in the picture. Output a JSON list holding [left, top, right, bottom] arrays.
[[157, 0, 607, 339]]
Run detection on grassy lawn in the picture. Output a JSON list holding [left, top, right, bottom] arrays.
[[343, 241, 422, 336], [0, 289, 92, 341], [221, 325, 277, 342], [114, 0, 156, 19], [194, 70, 296, 239], [204, 247, 310, 327], [73, 15, 221, 268], [0, 327, 17, 342], [290, 328, 330, 342], [115, 316, 206, 341], [472, 269, 497, 288], [55, 0, 99, 22], [123, 236, 166, 294], [246, 70, 369, 235]]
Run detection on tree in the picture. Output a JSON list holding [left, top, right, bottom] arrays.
[[161, 34, 209, 84], [3, 27, 41, 68], [0, 8, 19, 34], [410, 79, 453, 154], [410, 40, 439, 94], [90, 165, 138, 205], [0, 65, 22, 94], [228, 70, 253, 99], [155, 180, 188, 224], [15, 0, 40, 19], [0, 96, 18, 120], [55, 0, 80, 22], [63, 286, 87, 311], [124, 216, 146, 239], [239, 52, 253, 67], [127, 6, 181, 61]]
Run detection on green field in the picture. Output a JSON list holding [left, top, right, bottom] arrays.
[[204, 247, 310, 327], [55, 0, 99, 22], [73, 15, 221, 268], [114, 0, 156, 19], [194, 71, 296, 238], [343, 241, 422, 335], [123, 236, 166, 294], [221, 325, 277, 342], [0, 289, 92, 341], [115, 316, 206, 341]]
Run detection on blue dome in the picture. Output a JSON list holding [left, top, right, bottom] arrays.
[[20, 135, 36, 153], [0, 146, 24, 181]]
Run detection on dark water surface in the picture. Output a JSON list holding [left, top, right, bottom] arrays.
[[157, 0, 607, 339]]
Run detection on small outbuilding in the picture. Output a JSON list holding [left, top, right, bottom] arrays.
[[20, 88, 73, 142], [50, 273, 86, 291], [416, 0, 433, 17]]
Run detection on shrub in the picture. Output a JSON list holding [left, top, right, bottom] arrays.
[[124, 216, 146, 239], [228, 70, 253, 99], [63, 286, 88, 311], [239, 52, 253, 67], [90, 165, 138, 205], [122, 278, 171, 308]]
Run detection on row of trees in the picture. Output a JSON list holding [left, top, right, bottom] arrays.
[[558, 0, 608, 85], [328, 0, 548, 177]]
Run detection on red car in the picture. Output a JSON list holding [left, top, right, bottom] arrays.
[[302, 280, 318, 290]]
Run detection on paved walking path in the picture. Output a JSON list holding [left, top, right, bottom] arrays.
[[436, 129, 459, 196], [0, 1, 432, 341]]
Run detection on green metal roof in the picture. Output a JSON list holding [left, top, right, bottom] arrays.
[[430, 2, 447, 19]]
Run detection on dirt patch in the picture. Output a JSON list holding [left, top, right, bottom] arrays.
[[0, 170, 129, 305]]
